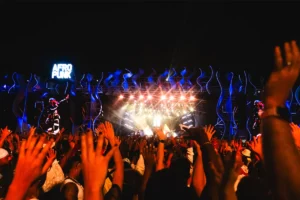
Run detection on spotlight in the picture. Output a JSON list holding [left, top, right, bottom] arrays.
[[169, 96, 174, 101], [147, 95, 152, 100], [180, 95, 186, 100], [161, 95, 166, 100], [189, 96, 195, 101], [129, 95, 134, 100], [119, 95, 124, 99], [139, 95, 144, 100]]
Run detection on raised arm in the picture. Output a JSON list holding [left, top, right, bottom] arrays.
[[0, 126, 11, 148], [192, 141, 206, 198], [262, 41, 300, 199], [101, 121, 124, 191], [153, 128, 166, 171], [81, 129, 117, 200]]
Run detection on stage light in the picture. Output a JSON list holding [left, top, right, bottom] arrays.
[[189, 96, 195, 101], [124, 123, 134, 130], [147, 95, 152, 100], [129, 95, 134, 100], [139, 95, 144, 100], [161, 95, 166, 100], [169, 96, 174, 101], [153, 115, 162, 127], [143, 126, 153, 136], [180, 95, 186, 100], [119, 95, 124, 99], [180, 112, 195, 128]]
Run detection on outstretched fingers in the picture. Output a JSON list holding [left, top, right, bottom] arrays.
[[275, 46, 283, 70], [81, 134, 87, 161], [32, 135, 46, 157], [86, 129, 95, 160], [96, 134, 104, 156], [291, 40, 300, 68], [37, 139, 54, 165], [284, 42, 293, 66]]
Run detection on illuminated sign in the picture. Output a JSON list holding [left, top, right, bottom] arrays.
[[52, 64, 73, 79]]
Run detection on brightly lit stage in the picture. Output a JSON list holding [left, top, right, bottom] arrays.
[[0, 65, 299, 139], [110, 92, 200, 137]]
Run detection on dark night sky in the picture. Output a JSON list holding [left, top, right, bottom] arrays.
[[9, 2, 300, 82]]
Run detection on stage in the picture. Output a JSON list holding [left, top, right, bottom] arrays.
[[0, 66, 299, 139]]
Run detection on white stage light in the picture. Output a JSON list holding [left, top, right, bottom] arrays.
[[153, 115, 162, 127], [189, 96, 195, 101]]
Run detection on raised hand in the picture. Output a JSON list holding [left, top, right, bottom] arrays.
[[248, 135, 263, 160], [143, 145, 155, 168], [290, 123, 300, 148], [233, 139, 243, 152], [203, 124, 216, 141], [104, 121, 116, 145], [153, 128, 166, 140], [81, 129, 116, 199], [1, 126, 11, 138], [25, 126, 36, 148], [264, 41, 300, 108], [6, 135, 54, 200]]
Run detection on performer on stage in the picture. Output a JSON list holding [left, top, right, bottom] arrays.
[[252, 100, 264, 135], [46, 94, 69, 135]]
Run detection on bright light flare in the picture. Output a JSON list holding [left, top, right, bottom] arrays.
[[119, 95, 124, 99], [129, 95, 134, 100], [169, 96, 174, 101], [180, 95, 186, 100], [147, 95, 152, 100], [161, 95, 166, 100], [143, 126, 153, 136], [139, 95, 144, 100], [189, 96, 195, 101], [153, 115, 162, 127]]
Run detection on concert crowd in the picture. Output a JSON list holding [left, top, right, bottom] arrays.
[[0, 41, 300, 200]]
